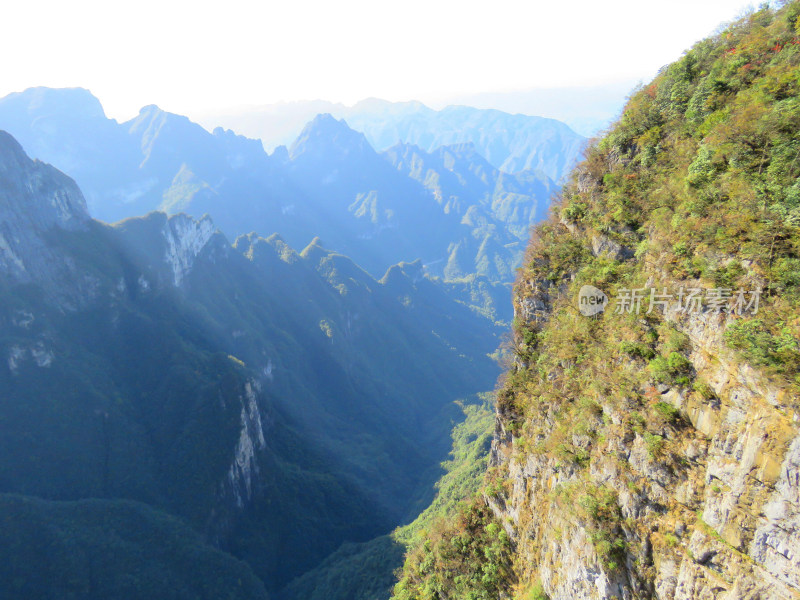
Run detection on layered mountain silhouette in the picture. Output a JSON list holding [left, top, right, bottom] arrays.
[[198, 97, 588, 180], [0, 88, 563, 311], [0, 130, 501, 596]]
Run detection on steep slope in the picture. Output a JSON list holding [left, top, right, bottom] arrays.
[[394, 4, 800, 600], [280, 114, 450, 275], [385, 141, 554, 239], [0, 89, 307, 226], [0, 88, 141, 216], [0, 130, 90, 294], [385, 141, 555, 282], [0, 131, 502, 593], [281, 400, 496, 600], [282, 114, 550, 286]]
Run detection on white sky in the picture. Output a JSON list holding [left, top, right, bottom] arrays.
[[2, 0, 756, 122]]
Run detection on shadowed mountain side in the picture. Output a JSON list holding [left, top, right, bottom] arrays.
[[0, 494, 269, 600], [0, 130, 503, 592]]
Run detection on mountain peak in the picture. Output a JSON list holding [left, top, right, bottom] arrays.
[[0, 131, 89, 283], [128, 104, 199, 133], [300, 236, 325, 255], [137, 104, 167, 116], [309, 112, 341, 128], [0, 130, 89, 230], [0, 130, 32, 172], [289, 114, 372, 161], [0, 87, 107, 121]]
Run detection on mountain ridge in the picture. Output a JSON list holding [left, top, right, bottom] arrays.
[[198, 97, 587, 181], [0, 129, 503, 596], [0, 89, 557, 312]]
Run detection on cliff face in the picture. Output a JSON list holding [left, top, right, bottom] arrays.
[[392, 5, 800, 600], [490, 304, 798, 599], [0, 130, 90, 298], [487, 5, 800, 599], [0, 127, 271, 525]]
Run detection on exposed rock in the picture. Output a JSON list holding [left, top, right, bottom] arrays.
[[7, 341, 54, 373], [226, 381, 268, 509], [162, 213, 215, 286], [750, 436, 800, 589], [0, 130, 89, 288], [490, 277, 800, 599], [591, 233, 634, 261]]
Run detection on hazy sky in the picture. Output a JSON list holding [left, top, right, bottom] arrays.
[[3, 0, 756, 121]]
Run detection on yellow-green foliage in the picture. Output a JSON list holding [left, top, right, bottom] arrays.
[[393, 499, 513, 600], [395, 399, 496, 546], [518, 1, 800, 406], [555, 483, 627, 571], [393, 4, 800, 597]]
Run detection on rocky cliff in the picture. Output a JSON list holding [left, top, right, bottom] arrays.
[[488, 299, 799, 598], [0, 130, 90, 296], [490, 5, 800, 598], [0, 127, 272, 527], [393, 4, 800, 599]]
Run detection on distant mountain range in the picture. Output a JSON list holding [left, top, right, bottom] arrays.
[[198, 97, 588, 181], [0, 86, 585, 599], [0, 130, 501, 596], [0, 88, 567, 318]]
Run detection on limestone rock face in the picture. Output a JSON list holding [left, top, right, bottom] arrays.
[[0, 130, 89, 285], [162, 213, 216, 286], [491, 288, 800, 599], [0, 130, 97, 315], [0, 131, 224, 306], [483, 9, 800, 596]]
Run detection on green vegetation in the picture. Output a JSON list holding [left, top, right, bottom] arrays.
[[648, 351, 693, 385], [393, 4, 800, 597], [724, 318, 800, 374], [564, 2, 800, 381], [0, 494, 268, 600], [653, 400, 681, 424], [280, 399, 496, 600], [0, 205, 502, 597], [557, 483, 627, 571], [527, 583, 550, 600], [393, 499, 513, 600]]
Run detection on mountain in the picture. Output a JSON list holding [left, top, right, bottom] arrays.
[[0, 95, 557, 320], [384, 141, 555, 243], [444, 81, 635, 138], [279, 114, 548, 287], [0, 130, 502, 595], [0, 88, 313, 229], [0, 130, 90, 294], [394, 4, 800, 599], [199, 98, 587, 181], [343, 100, 586, 181], [280, 399, 495, 600]]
